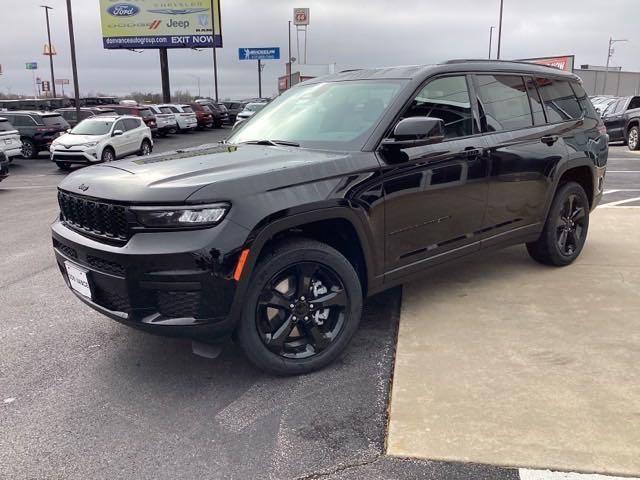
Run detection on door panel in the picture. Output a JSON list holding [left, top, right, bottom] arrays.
[[110, 120, 128, 157], [381, 75, 489, 278]]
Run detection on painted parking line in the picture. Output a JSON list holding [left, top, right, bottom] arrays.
[[519, 469, 639, 480]]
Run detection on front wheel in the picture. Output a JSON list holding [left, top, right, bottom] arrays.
[[526, 181, 590, 266], [237, 239, 363, 376], [101, 147, 115, 163], [628, 126, 640, 151], [139, 139, 152, 156]]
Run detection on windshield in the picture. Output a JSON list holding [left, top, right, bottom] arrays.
[[245, 103, 266, 112], [71, 120, 114, 135], [228, 80, 407, 150]]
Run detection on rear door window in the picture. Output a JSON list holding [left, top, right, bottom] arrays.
[[570, 82, 599, 119], [524, 77, 547, 125], [628, 96, 640, 110], [42, 115, 69, 128], [403, 75, 475, 139], [182, 106, 194, 113], [475, 75, 533, 132], [160, 107, 173, 115], [535, 78, 583, 122], [124, 118, 140, 130], [139, 108, 153, 119]]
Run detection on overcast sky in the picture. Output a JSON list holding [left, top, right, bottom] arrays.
[[0, 0, 636, 100]]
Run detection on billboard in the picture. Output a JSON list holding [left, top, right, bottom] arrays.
[[99, 0, 222, 49], [520, 55, 575, 72]]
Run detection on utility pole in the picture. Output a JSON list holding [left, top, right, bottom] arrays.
[[488, 26, 495, 59], [603, 37, 628, 95], [497, 0, 504, 60], [210, 0, 219, 102], [159, 48, 171, 103], [41, 5, 57, 98], [288, 21, 292, 90], [258, 60, 262, 98], [65, 0, 80, 118]]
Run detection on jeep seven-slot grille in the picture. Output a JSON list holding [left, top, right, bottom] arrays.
[[58, 191, 130, 242]]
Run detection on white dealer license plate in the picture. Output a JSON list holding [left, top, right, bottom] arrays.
[[65, 262, 92, 299], [4, 139, 12, 145]]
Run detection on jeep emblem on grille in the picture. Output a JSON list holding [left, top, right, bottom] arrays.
[[78, 184, 90, 192]]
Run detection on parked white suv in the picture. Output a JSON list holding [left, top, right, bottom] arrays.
[[0, 117, 22, 161], [158, 104, 198, 132], [148, 105, 178, 136], [50, 115, 153, 170]]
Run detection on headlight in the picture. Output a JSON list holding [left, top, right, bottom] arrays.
[[132, 204, 229, 228], [82, 142, 99, 148]]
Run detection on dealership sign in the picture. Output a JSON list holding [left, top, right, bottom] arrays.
[[520, 55, 575, 72], [25, 62, 38, 70], [239, 48, 281, 61], [99, 0, 223, 49]]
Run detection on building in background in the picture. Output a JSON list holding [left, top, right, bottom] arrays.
[[575, 65, 640, 96]]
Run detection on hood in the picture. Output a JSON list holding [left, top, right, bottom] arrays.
[[58, 143, 350, 203], [53, 133, 105, 147]]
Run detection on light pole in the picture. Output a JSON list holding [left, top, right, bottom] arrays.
[[488, 26, 495, 59], [603, 37, 628, 95], [188, 74, 201, 97], [288, 20, 293, 89], [65, 0, 80, 118], [496, 0, 504, 59], [41, 5, 57, 98]]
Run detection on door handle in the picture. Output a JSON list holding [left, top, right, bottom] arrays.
[[541, 135, 559, 146]]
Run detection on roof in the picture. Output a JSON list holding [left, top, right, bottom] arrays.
[[307, 60, 578, 84], [3, 110, 63, 116]]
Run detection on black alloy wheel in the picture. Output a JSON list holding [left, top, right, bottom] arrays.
[[237, 239, 363, 376], [256, 262, 348, 359], [526, 181, 590, 266], [556, 193, 587, 257]]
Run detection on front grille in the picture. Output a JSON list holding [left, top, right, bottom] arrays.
[[53, 153, 87, 161], [58, 191, 130, 242], [87, 255, 126, 276]]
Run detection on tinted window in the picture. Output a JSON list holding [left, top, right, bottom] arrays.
[[15, 115, 36, 127], [475, 75, 533, 131], [403, 75, 474, 139], [182, 106, 194, 113], [113, 120, 125, 132], [0, 120, 15, 132], [42, 115, 69, 128], [139, 108, 153, 119], [628, 97, 640, 110], [124, 118, 140, 130], [524, 77, 546, 125], [160, 107, 173, 114], [536, 78, 583, 122], [167, 106, 179, 113], [571, 82, 599, 119]]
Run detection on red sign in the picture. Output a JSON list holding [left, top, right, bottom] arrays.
[[521, 56, 574, 72]]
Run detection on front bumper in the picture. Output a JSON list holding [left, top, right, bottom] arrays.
[[51, 219, 250, 339], [50, 148, 98, 165]]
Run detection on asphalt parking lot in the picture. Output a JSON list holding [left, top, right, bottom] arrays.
[[1, 137, 639, 479]]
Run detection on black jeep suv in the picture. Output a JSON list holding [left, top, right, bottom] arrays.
[[2, 111, 69, 159], [52, 61, 608, 375]]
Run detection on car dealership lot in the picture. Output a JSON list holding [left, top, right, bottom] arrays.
[[1, 141, 639, 479]]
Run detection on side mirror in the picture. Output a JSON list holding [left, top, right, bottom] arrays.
[[381, 117, 445, 149], [112, 130, 123, 137]]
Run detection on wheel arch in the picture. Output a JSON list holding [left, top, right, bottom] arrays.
[[228, 207, 380, 324], [545, 160, 596, 218]]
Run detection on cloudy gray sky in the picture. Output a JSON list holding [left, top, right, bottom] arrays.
[[0, 0, 636, 100]]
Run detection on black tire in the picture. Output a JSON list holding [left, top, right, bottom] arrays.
[[628, 126, 640, 151], [101, 147, 115, 163], [526, 181, 590, 267], [56, 162, 71, 171], [139, 139, 152, 156], [237, 239, 363, 376], [21, 139, 37, 159]]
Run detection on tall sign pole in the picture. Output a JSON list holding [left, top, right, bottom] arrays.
[[258, 60, 262, 98], [288, 21, 292, 89], [496, 0, 504, 59], [159, 49, 171, 103], [210, 0, 219, 102], [42, 5, 57, 98], [65, 0, 80, 117]]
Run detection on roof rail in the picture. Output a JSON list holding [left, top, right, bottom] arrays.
[[443, 59, 561, 69], [339, 69, 362, 73]]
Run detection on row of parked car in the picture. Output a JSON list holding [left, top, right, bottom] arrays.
[[0, 98, 271, 180], [591, 94, 640, 150]]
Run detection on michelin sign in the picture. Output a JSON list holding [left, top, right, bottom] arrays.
[[99, 0, 222, 49]]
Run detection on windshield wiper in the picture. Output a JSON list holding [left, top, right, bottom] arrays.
[[242, 139, 301, 147]]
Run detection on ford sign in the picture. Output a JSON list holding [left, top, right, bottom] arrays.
[[107, 3, 140, 17]]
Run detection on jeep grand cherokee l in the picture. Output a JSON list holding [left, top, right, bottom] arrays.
[[2, 111, 69, 158], [52, 61, 608, 375]]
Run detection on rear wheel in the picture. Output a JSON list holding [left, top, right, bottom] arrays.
[[21, 139, 37, 159], [101, 147, 115, 163], [139, 139, 152, 156], [628, 126, 640, 151], [526, 181, 590, 266], [237, 239, 363, 376]]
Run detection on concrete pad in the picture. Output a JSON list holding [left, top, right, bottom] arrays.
[[387, 209, 640, 477]]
